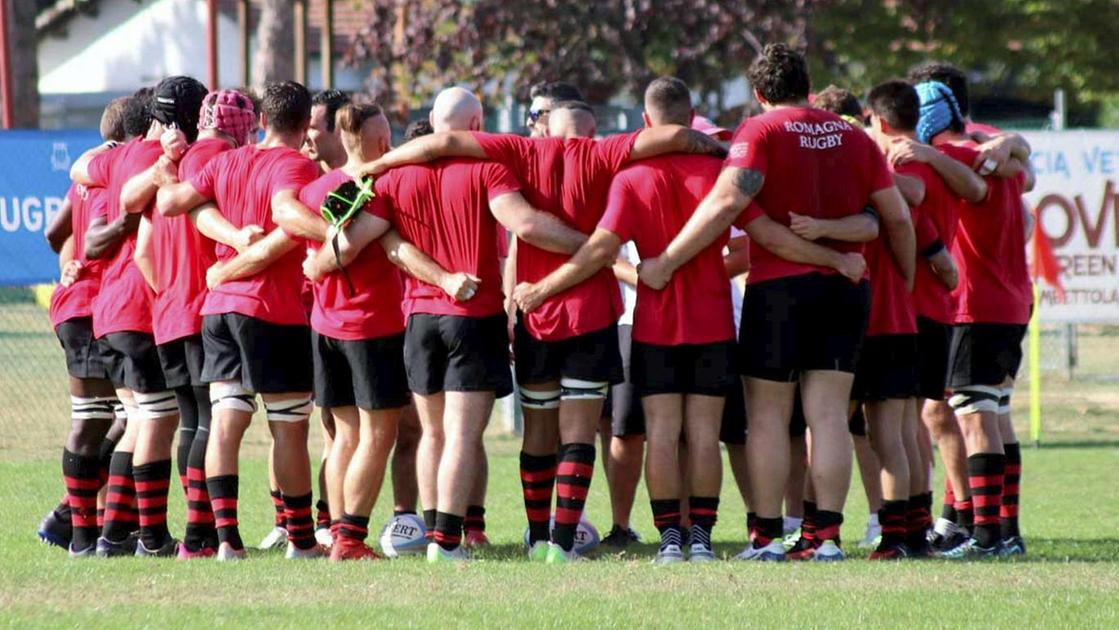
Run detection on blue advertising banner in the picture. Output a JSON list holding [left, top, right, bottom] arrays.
[[0, 129, 102, 286]]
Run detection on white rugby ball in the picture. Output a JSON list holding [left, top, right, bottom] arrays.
[[379, 513, 427, 557], [522, 514, 600, 555]]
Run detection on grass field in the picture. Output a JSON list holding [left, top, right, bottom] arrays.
[[2, 291, 1118, 627]]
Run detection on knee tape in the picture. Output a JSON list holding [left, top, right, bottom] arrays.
[[113, 400, 127, 422], [948, 385, 1001, 415], [264, 396, 313, 423], [70, 395, 116, 421], [210, 382, 257, 414], [519, 387, 561, 410], [134, 390, 180, 420], [998, 387, 1013, 415], [560, 377, 609, 401]]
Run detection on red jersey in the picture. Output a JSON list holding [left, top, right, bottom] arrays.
[[725, 107, 894, 284], [371, 158, 520, 318], [190, 144, 320, 326], [49, 184, 107, 327], [299, 169, 404, 340], [88, 138, 163, 338], [934, 137, 1032, 325], [900, 155, 965, 324], [475, 132, 636, 340], [149, 137, 231, 344], [599, 153, 734, 345]]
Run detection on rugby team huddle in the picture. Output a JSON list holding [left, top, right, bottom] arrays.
[[38, 43, 1034, 564]]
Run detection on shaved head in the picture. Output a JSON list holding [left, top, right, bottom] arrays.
[[547, 101, 597, 139], [430, 87, 483, 132]]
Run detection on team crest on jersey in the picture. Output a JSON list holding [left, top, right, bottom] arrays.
[[728, 142, 749, 159]]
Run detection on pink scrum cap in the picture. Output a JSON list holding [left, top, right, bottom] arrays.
[[691, 115, 731, 141], [198, 89, 257, 141]]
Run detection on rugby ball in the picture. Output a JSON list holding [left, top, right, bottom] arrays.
[[522, 515, 600, 555], [379, 513, 427, 557]]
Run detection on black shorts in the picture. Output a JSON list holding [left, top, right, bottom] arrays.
[[719, 378, 746, 445], [916, 317, 953, 400], [313, 331, 410, 410], [201, 313, 312, 394], [607, 324, 645, 437], [157, 334, 206, 389], [514, 317, 623, 387], [852, 334, 919, 401], [404, 313, 512, 398], [631, 340, 736, 397], [55, 317, 108, 380], [97, 331, 167, 393], [948, 323, 1027, 389], [739, 273, 870, 382]]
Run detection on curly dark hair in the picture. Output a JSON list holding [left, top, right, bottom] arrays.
[[122, 87, 154, 138], [747, 43, 810, 105], [908, 61, 970, 117], [262, 81, 312, 134], [403, 119, 434, 142]]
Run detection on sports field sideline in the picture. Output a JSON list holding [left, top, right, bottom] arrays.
[[2, 300, 1117, 627]]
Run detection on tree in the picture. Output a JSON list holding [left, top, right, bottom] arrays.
[[7, 0, 40, 127], [252, 0, 295, 92]]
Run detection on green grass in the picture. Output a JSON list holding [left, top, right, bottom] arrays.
[[2, 295, 1118, 627]]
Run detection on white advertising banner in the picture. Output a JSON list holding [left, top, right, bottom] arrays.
[[1023, 131, 1119, 323]]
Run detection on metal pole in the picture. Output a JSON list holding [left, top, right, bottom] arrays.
[[0, 0, 14, 129], [294, 0, 307, 85], [206, 0, 219, 90], [321, 0, 334, 89], [238, 0, 250, 88]]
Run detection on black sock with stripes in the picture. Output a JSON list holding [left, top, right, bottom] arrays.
[[283, 492, 316, 550], [134, 459, 173, 550], [207, 474, 242, 550], [651, 498, 682, 550], [338, 513, 370, 542], [1001, 443, 1022, 539], [552, 443, 595, 552], [464, 505, 486, 535], [62, 449, 101, 551], [967, 453, 1005, 548], [519, 451, 557, 545], [434, 512, 464, 551], [423, 509, 437, 541], [174, 386, 198, 495], [101, 451, 137, 543], [689, 496, 719, 550], [270, 489, 286, 529]]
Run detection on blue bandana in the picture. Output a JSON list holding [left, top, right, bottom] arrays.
[[915, 81, 964, 144]]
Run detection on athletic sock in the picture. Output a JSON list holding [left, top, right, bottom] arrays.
[[423, 509, 436, 542], [338, 513, 370, 542], [1000, 443, 1021, 539], [96, 508, 105, 529], [751, 516, 783, 548], [552, 443, 595, 552], [798, 501, 818, 546], [689, 496, 719, 550], [814, 510, 844, 546], [967, 453, 1006, 548], [746, 511, 757, 537], [955, 498, 974, 533], [878, 500, 907, 547], [207, 474, 242, 550], [651, 498, 682, 550], [174, 386, 198, 495], [464, 505, 486, 535], [270, 489, 286, 529], [97, 436, 116, 486], [434, 511, 464, 550], [182, 391, 215, 551], [315, 499, 331, 531], [283, 492, 316, 550], [134, 459, 173, 549], [941, 478, 958, 523], [101, 451, 138, 542], [394, 509, 417, 517], [907, 493, 933, 552], [62, 449, 101, 551], [519, 451, 557, 545], [330, 519, 341, 542]]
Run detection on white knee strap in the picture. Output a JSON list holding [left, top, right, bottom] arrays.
[[70, 395, 116, 421], [998, 387, 1013, 415], [265, 396, 313, 423], [520, 387, 561, 410], [134, 390, 180, 420], [113, 401, 127, 422], [560, 377, 609, 401], [210, 382, 257, 414], [948, 385, 1001, 415]]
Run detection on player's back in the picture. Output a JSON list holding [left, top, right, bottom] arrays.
[[898, 160, 957, 325]]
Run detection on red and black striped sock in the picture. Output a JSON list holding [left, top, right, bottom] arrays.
[[207, 474, 242, 550], [423, 509, 436, 541], [464, 505, 486, 535], [689, 496, 719, 549], [101, 451, 138, 542], [270, 489, 286, 529], [941, 478, 958, 523], [800, 501, 819, 544], [519, 451, 557, 545], [96, 508, 105, 528], [135, 459, 173, 549], [878, 500, 907, 547], [283, 492, 316, 550], [651, 498, 682, 548], [553, 443, 595, 552], [174, 387, 198, 496], [907, 493, 933, 552], [1000, 443, 1021, 539], [967, 453, 1005, 548], [315, 499, 331, 530], [338, 513, 370, 542], [182, 417, 215, 551], [814, 510, 844, 546], [751, 516, 783, 548], [434, 511, 464, 550], [62, 449, 101, 551]]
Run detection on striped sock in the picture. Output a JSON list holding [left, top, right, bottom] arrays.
[[519, 452, 556, 545], [689, 496, 719, 550], [941, 478, 958, 523], [135, 459, 173, 549], [651, 498, 682, 550], [434, 512, 464, 550], [552, 443, 595, 552], [967, 453, 1005, 548], [907, 493, 933, 552], [338, 513, 370, 542], [800, 501, 818, 544], [315, 499, 331, 530], [751, 517, 783, 548], [62, 449, 101, 551], [207, 474, 242, 550], [814, 510, 844, 546], [270, 489, 286, 528], [423, 509, 436, 541], [464, 505, 486, 535], [1000, 443, 1022, 539], [101, 451, 137, 542], [283, 492, 316, 550], [878, 500, 907, 547]]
